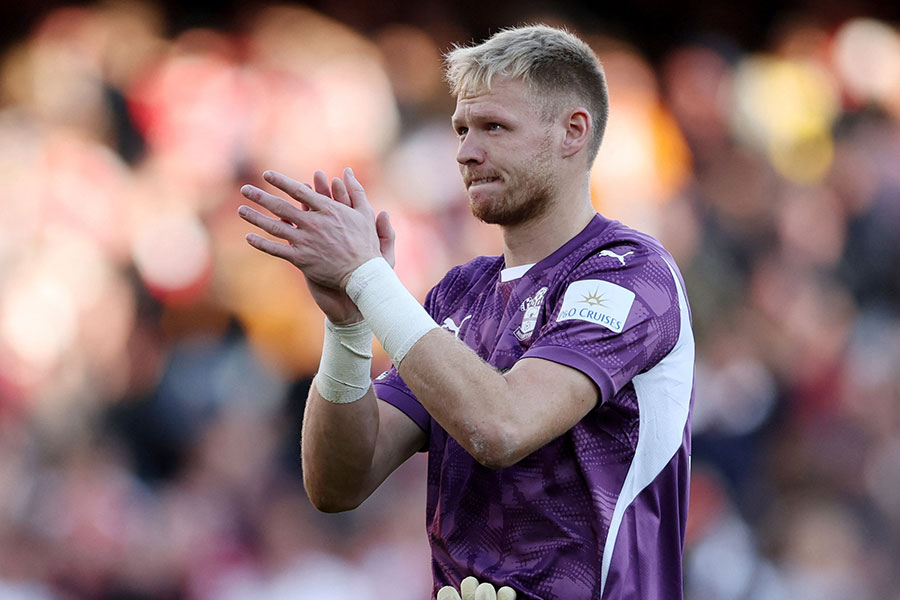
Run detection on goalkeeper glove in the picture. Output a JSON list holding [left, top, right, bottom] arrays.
[[437, 576, 516, 600]]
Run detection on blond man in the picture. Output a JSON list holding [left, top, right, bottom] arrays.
[[239, 24, 695, 600]]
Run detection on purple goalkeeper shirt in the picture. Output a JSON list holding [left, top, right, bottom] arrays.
[[374, 214, 695, 600]]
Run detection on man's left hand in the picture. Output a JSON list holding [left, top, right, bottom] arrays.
[[238, 168, 384, 291]]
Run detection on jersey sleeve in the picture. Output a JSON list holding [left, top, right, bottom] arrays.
[[522, 246, 684, 405], [372, 266, 462, 439], [372, 366, 430, 436]]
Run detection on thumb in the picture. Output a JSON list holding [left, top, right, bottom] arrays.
[[375, 210, 395, 268]]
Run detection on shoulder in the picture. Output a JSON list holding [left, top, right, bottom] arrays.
[[562, 221, 680, 291], [426, 255, 503, 309], [549, 221, 686, 327]]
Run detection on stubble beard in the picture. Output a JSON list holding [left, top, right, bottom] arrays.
[[467, 142, 557, 227]]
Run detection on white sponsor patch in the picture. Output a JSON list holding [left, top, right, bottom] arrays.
[[556, 279, 635, 333]]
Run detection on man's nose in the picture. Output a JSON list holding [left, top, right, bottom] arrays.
[[456, 134, 484, 165]]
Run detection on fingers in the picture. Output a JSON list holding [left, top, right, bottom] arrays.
[[263, 170, 328, 211], [460, 576, 479, 600], [331, 176, 352, 207], [375, 211, 395, 267], [238, 204, 302, 243], [247, 168, 366, 215], [244, 232, 294, 262], [342, 167, 372, 213], [240, 183, 310, 225], [442, 577, 514, 600], [437, 587, 462, 600], [313, 170, 332, 199], [474, 582, 497, 600], [497, 587, 516, 600]]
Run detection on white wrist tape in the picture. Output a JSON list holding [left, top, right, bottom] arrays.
[[314, 318, 373, 404], [345, 257, 439, 366]]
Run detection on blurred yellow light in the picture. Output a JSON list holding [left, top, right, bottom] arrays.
[[590, 47, 690, 234], [732, 56, 839, 182], [769, 130, 834, 184]]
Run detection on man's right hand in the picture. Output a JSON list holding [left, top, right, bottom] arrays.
[[302, 170, 395, 325]]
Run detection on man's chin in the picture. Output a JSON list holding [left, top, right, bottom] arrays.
[[470, 203, 531, 226], [468, 195, 505, 225], [469, 194, 548, 227]]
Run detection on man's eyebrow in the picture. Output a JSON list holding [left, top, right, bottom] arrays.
[[453, 108, 510, 125]]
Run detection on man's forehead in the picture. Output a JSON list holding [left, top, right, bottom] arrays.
[[457, 75, 529, 100], [451, 80, 535, 121], [451, 96, 510, 120]]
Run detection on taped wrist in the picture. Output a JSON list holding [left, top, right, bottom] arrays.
[[345, 257, 439, 366], [314, 318, 373, 404]]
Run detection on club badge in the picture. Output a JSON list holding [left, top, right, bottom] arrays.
[[515, 286, 547, 341]]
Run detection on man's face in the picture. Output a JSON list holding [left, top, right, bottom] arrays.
[[451, 77, 560, 226]]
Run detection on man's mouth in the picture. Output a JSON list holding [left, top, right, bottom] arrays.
[[468, 176, 500, 188]]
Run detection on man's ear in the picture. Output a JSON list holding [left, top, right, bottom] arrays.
[[560, 107, 592, 158]]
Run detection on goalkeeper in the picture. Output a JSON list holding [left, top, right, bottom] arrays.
[[238, 25, 695, 600]]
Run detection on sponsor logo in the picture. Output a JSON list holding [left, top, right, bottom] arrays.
[[515, 286, 548, 341], [441, 315, 472, 339], [556, 279, 635, 333], [599, 249, 634, 266]]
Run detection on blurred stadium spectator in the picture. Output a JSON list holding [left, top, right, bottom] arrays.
[[1, 2, 899, 598]]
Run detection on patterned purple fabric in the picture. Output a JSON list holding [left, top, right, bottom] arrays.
[[374, 215, 695, 600]]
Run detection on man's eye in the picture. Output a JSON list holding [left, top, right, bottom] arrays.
[[457, 127, 468, 136], [489, 123, 503, 131]]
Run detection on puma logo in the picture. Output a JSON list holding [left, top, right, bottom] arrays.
[[599, 249, 634, 266], [442, 315, 472, 338]]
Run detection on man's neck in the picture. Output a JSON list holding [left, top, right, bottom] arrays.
[[501, 185, 596, 267]]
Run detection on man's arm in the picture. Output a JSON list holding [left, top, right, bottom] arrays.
[[239, 169, 425, 511], [302, 384, 426, 512], [398, 330, 599, 469], [239, 169, 600, 471]]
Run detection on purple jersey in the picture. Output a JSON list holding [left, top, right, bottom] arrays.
[[374, 215, 695, 600]]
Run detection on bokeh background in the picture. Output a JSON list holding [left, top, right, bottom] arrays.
[[2, 1, 900, 598]]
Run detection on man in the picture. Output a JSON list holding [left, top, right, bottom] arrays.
[[238, 24, 694, 600]]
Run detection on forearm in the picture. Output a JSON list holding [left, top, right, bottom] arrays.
[[345, 258, 514, 463], [301, 317, 378, 511], [397, 329, 519, 467], [346, 258, 597, 469], [301, 384, 379, 511]]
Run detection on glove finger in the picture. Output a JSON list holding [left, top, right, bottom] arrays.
[[474, 582, 498, 600], [460, 576, 479, 600], [437, 586, 462, 600], [497, 586, 517, 600]]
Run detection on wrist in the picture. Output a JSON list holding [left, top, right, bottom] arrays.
[[325, 312, 364, 327], [314, 318, 373, 404], [339, 254, 381, 293], [345, 257, 439, 366]]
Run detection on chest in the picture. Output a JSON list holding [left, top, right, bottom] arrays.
[[437, 279, 554, 370]]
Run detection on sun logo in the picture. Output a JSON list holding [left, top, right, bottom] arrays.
[[580, 288, 607, 307]]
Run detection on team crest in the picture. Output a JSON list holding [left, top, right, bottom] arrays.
[[515, 287, 548, 341]]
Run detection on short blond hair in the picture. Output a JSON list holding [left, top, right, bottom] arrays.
[[444, 24, 609, 162]]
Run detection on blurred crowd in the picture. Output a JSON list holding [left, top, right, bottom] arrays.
[[1, 2, 899, 599]]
